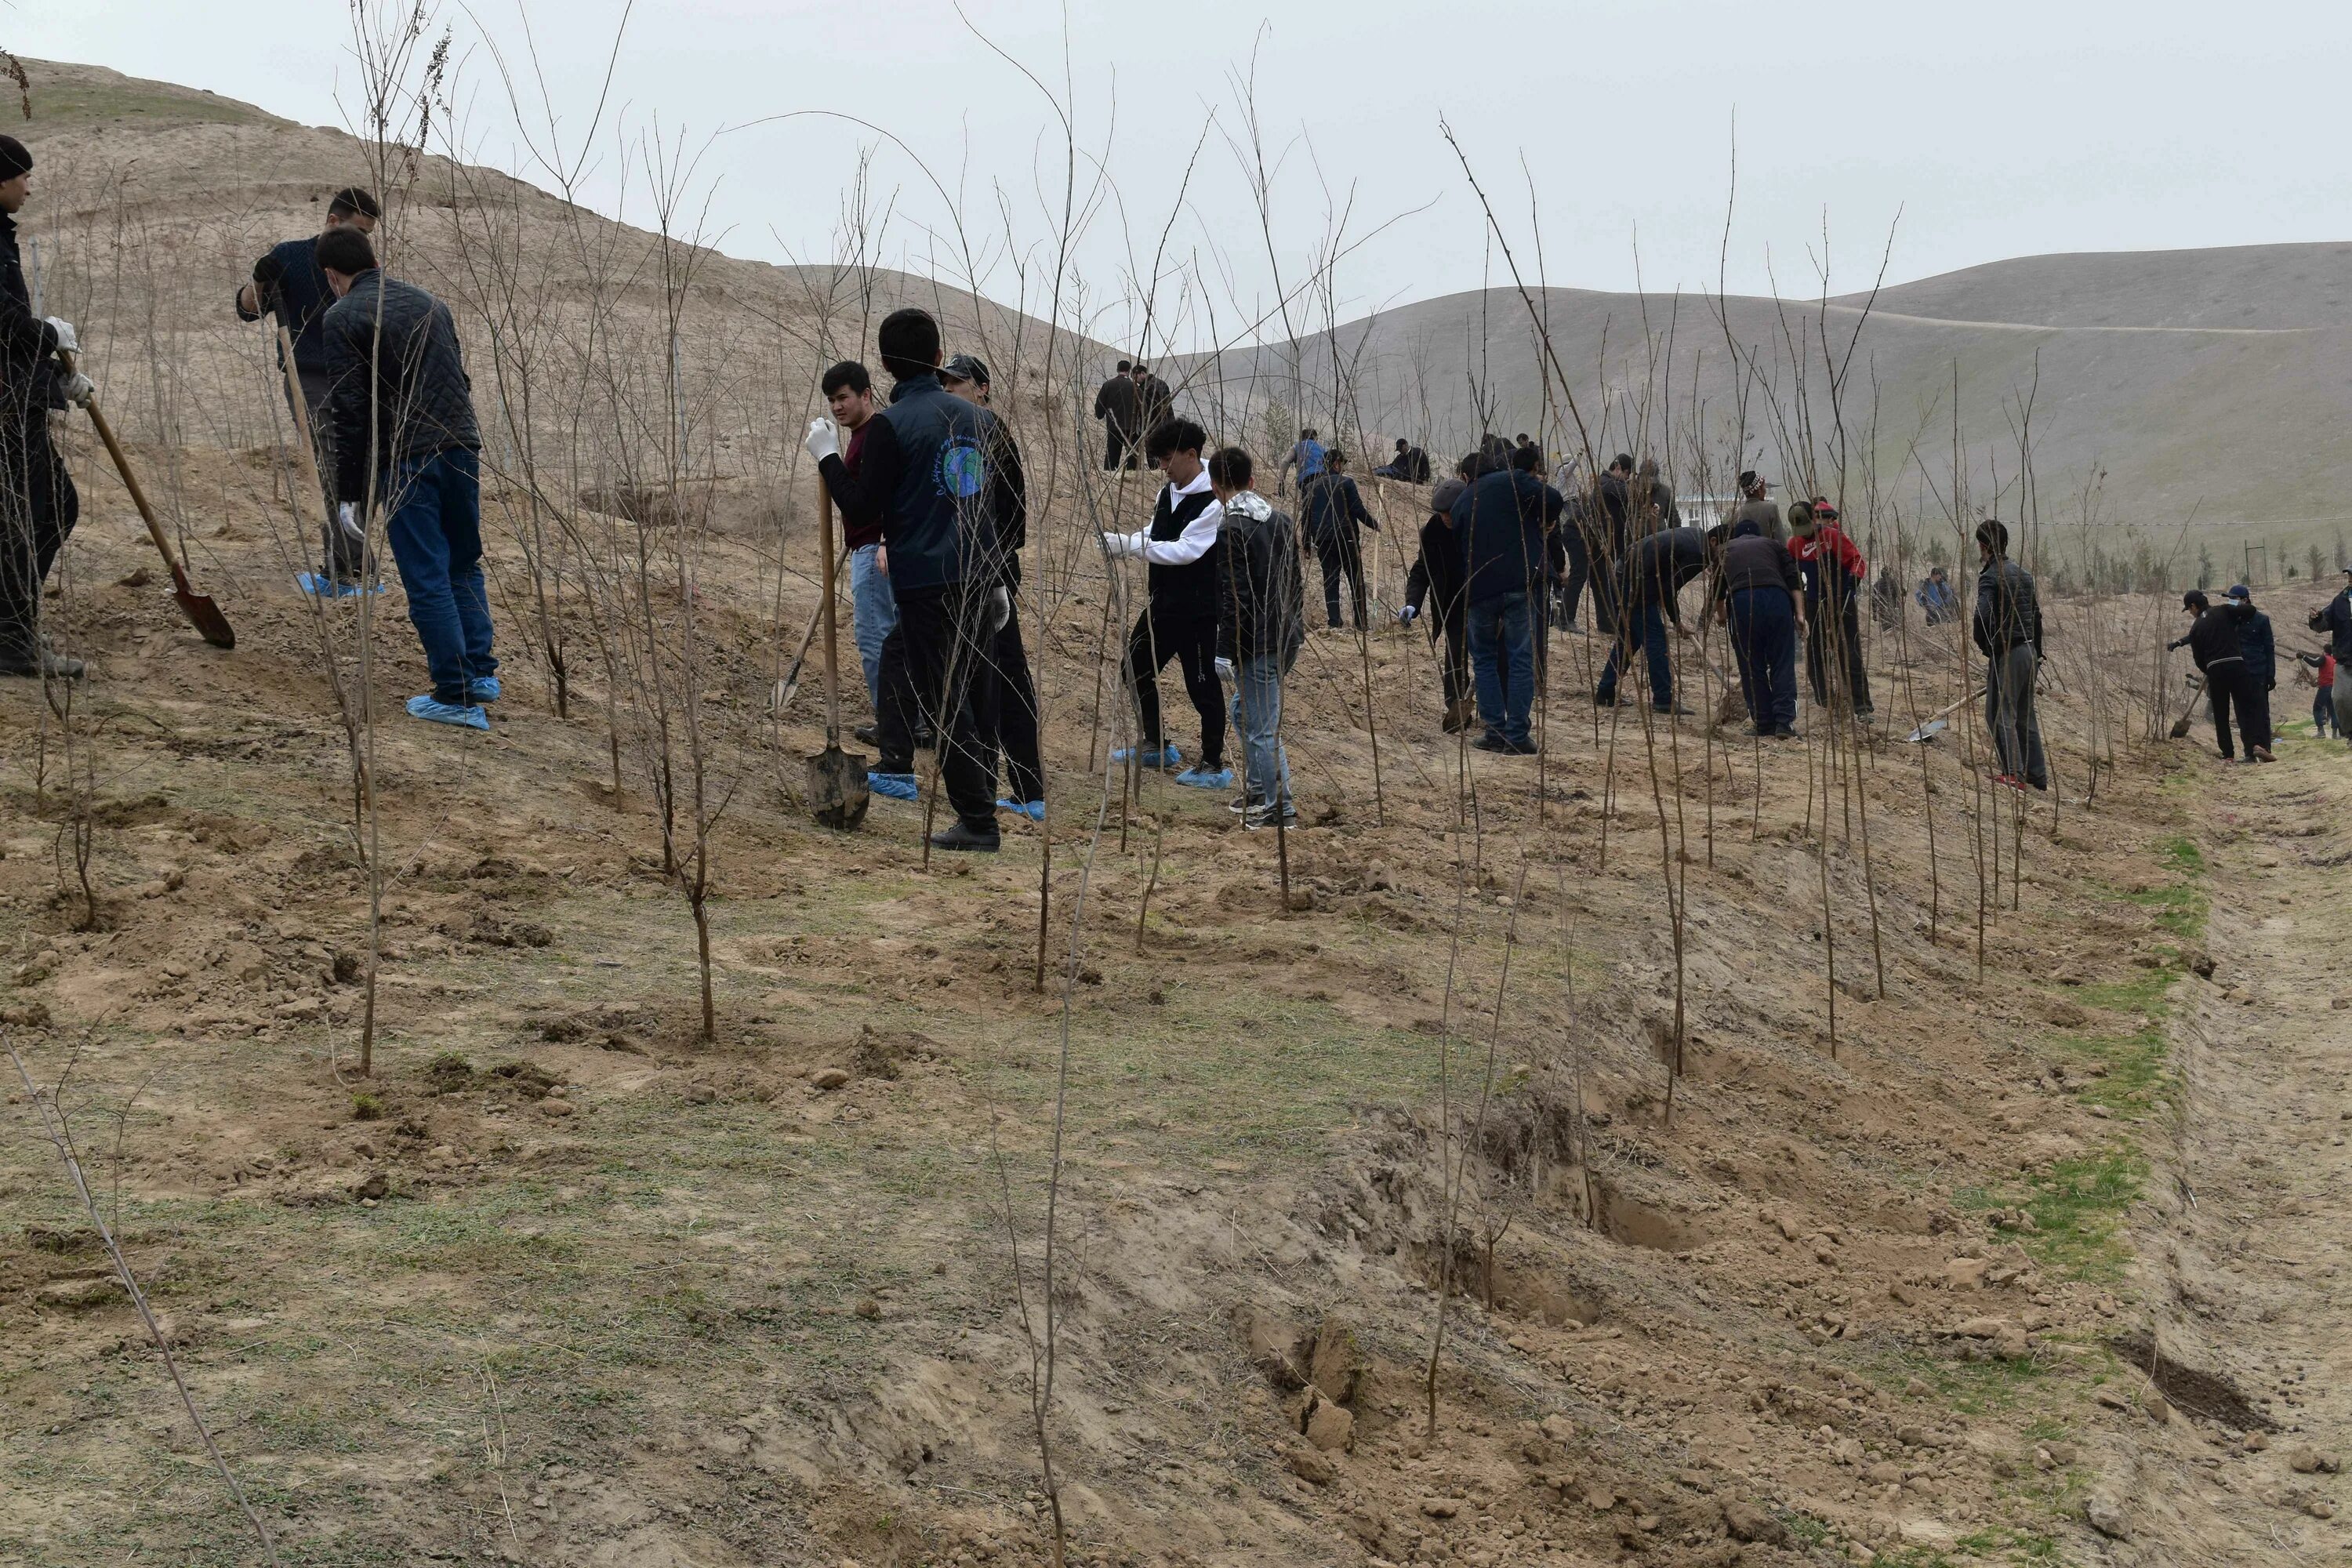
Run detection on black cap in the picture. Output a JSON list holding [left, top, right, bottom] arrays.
[[0, 136, 31, 183], [2183, 590, 2209, 610], [941, 353, 990, 387]]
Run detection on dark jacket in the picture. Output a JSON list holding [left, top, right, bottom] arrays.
[[2231, 601, 2276, 688], [1711, 532, 1802, 608], [320, 270, 481, 503], [2310, 589, 2352, 663], [1092, 372, 1138, 433], [1389, 446, 1431, 483], [1452, 469, 1563, 607], [1300, 471, 1377, 540], [818, 372, 1015, 595], [1405, 514, 1467, 630], [237, 235, 337, 373], [1215, 491, 1305, 667], [2183, 606, 2245, 672], [1138, 374, 1173, 431], [1595, 471, 1632, 565], [1628, 525, 1710, 625], [1971, 558, 2044, 658], [0, 211, 61, 423]]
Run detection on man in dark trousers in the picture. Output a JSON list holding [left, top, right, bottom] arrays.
[[1299, 447, 1381, 630], [2311, 566, 2352, 744], [810, 310, 1017, 851], [1131, 362, 1173, 437], [2179, 590, 2266, 765], [1211, 446, 1305, 828], [1094, 359, 1138, 470], [1788, 499, 1873, 721], [1405, 456, 1475, 731], [0, 135, 89, 682], [238, 186, 379, 593], [1597, 522, 1708, 713], [1102, 416, 1230, 790], [940, 353, 1044, 818], [1450, 441, 1563, 753], [1711, 518, 1804, 737], [318, 227, 495, 729], [1973, 520, 2047, 788], [2223, 583, 2276, 760]]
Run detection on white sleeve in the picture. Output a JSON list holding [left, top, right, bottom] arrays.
[[1138, 500, 1225, 565], [1101, 530, 1148, 560]]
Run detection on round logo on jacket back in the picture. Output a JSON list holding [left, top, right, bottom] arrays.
[[938, 438, 986, 499]]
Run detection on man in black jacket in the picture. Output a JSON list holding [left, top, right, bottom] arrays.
[[1449, 442, 1563, 752], [1094, 360, 1138, 470], [1102, 416, 1230, 789], [0, 134, 89, 681], [2223, 583, 2276, 760], [1598, 524, 1708, 713], [810, 309, 1019, 851], [942, 354, 1044, 818], [1971, 521, 2047, 787], [1299, 448, 1380, 630], [237, 186, 379, 592], [2178, 589, 2266, 764], [2309, 567, 2352, 744], [1212, 447, 1304, 828], [318, 227, 495, 729], [1406, 458, 1475, 731]]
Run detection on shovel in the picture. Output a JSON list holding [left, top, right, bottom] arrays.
[[62, 350, 234, 649], [2168, 674, 2207, 739], [804, 473, 867, 829], [1900, 688, 1986, 742]]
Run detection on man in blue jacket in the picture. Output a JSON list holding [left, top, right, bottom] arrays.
[[1450, 442, 1563, 753], [238, 187, 379, 593], [809, 309, 1018, 851]]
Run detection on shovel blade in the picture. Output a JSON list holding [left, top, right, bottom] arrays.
[[175, 587, 236, 649], [807, 743, 869, 830], [1901, 717, 1947, 743]]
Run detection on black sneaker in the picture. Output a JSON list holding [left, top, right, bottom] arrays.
[[1472, 733, 1537, 755], [1773, 725, 1801, 740], [1242, 799, 1298, 831], [853, 723, 880, 746], [0, 648, 82, 679], [929, 818, 1000, 853]]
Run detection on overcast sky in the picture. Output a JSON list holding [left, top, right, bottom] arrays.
[[17, 0, 2352, 352]]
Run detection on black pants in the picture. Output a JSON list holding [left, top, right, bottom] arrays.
[[992, 593, 1044, 803], [1804, 590, 1873, 713], [1124, 604, 1224, 767], [887, 583, 1000, 825], [0, 422, 78, 660], [2206, 662, 2270, 758], [1431, 611, 1471, 710], [1556, 529, 1591, 628], [1102, 428, 1137, 470], [1312, 524, 1367, 629]]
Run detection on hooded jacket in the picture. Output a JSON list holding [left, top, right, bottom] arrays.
[[320, 269, 481, 503], [818, 372, 1014, 594], [1215, 490, 1305, 667], [1451, 468, 1564, 606], [2230, 601, 2276, 688]]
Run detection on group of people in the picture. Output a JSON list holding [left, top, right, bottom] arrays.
[[1090, 359, 1172, 471]]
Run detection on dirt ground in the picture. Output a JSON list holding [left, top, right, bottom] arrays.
[[2, 53, 2347, 1568]]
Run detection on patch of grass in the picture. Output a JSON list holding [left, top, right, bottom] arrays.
[[2067, 967, 2177, 1015], [1775, 1508, 1834, 1548], [2049, 1024, 2176, 1120], [350, 1091, 385, 1121], [2155, 835, 2204, 874], [2015, 1145, 2148, 1282]]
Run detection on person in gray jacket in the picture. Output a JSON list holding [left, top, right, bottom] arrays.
[[318, 226, 495, 730], [1210, 447, 1304, 828], [1969, 519, 2045, 789]]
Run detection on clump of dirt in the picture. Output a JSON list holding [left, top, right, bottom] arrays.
[[2107, 1330, 2278, 1431]]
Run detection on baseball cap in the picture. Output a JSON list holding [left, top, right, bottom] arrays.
[[2225, 583, 2251, 601], [941, 354, 990, 387]]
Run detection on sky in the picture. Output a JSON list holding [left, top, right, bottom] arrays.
[[16, 0, 2352, 353]]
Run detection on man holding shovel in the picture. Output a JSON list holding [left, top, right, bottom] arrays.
[[317, 227, 497, 731], [0, 133, 92, 681], [236, 187, 379, 595]]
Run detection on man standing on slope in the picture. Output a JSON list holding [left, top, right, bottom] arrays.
[[318, 227, 496, 729], [808, 308, 1016, 852], [1724, 470, 1786, 543], [1277, 426, 1326, 496], [0, 133, 91, 681], [2310, 566, 2352, 745], [820, 360, 893, 735], [1212, 446, 1305, 829], [2223, 583, 2276, 760], [238, 186, 379, 593], [1094, 358, 1138, 470], [1299, 447, 1381, 630], [1404, 455, 1476, 732], [1102, 417, 1231, 791], [1788, 499, 1873, 722], [940, 353, 1044, 819], [1972, 520, 2047, 789], [1450, 440, 1563, 753]]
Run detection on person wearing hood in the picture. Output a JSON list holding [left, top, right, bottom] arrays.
[[2223, 583, 2275, 758], [1972, 521, 2049, 789], [1916, 565, 1958, 626], [1711, 518, 1803, 737], [1403, 455, 1475, 731], [1211, 447, 1305, 829], [2177, 588, 2269, 764], [2309, 566, 2352, 744]]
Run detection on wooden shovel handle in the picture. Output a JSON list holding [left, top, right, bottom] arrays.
[[60, 348, 193, 593], [817, 468, 842, 742]]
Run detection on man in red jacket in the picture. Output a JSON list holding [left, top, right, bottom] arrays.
[[1788, 499, 1873, 721]]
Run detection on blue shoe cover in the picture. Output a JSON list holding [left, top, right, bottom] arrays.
[[1174, 766, 1232, 790], [867, 771, 919, 801], [405, 694, 490, 731], [468, 674, 503, 702], [996, 798, 1046, 822], [1111, 742, 1181, 768]]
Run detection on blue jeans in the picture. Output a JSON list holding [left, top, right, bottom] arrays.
[[849, 543, 897, 710], [383, 448, 495, 705], [1229, 653, 1293, 804], [1597, 595, 1673, 708], [1727, 588, 1798, 729], [1465, 591, 1537, 746]]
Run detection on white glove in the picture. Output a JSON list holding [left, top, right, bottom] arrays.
[[1398, 604, 1420, 625], [45, 318, 76, 354], [1214, 656, 1236, 681], [1100, 531, 1138, 560], [56, 371, 93, 408], [803, 418, 840, 463], [336, 502, 365, 548], [985, 586, 1011, 636]]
